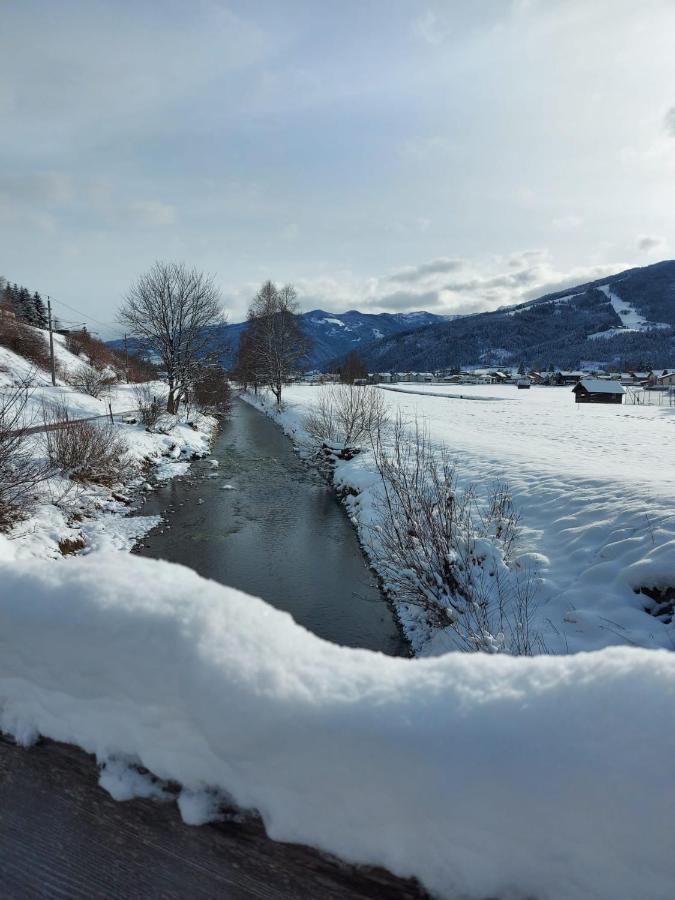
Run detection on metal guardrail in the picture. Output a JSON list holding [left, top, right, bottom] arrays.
[[8, 409, 141, 438]]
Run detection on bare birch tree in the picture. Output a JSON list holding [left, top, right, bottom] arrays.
[[118, 262, 223, 414], [243, 281, 310, 405]]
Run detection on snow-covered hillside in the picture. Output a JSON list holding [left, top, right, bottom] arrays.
[[1, 546, 673, 900], [245, 383, 675, 655], [1, 333, 215, 558], [588, 284, 671, 339]]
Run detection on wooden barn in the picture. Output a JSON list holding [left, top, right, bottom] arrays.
[[572, 378, 625, 404]]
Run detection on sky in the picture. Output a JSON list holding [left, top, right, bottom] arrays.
[[2, 0, 675, 336]]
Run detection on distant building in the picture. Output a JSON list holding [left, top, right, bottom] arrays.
[[657, 372, 675, 386], [555, 371, 584, 385], [572, 378, 625, 404]]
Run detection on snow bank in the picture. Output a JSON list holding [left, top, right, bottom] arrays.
[[1, 552, 674, 900], [1, 339, 216, 559], [245, 385, 675, 656]]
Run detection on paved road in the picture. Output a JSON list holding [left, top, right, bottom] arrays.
[[0, 735, 429, 899]]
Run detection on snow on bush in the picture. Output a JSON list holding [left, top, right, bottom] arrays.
[[1, 552, 674, 900]]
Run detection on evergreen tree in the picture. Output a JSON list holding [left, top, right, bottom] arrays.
[[32, 292, 48, 328], [17, 287, 36, 325]]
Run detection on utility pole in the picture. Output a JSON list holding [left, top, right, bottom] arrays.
[[124, 333, 129, 383], [47, 297, 56, 387]]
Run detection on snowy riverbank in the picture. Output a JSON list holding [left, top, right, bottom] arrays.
[[242, 384, 675, 656], [1, 546, 673, 900], [1, 337, 217, 559]]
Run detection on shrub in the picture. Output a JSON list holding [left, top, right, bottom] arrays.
[[67, 366, 115, 398], [0, 380, 51, 530], [369, 414, 542, 655], [133, 383, 162, 428], [126, 353, 160, 383], [0, 306, 51, 371], [65, 329, 119, 373], [304, 384, 388, 450], [44, 406, 133, 486]]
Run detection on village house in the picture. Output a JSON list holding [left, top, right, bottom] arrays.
[[572, 378, 625, 404], [554, 371, 584, 385]]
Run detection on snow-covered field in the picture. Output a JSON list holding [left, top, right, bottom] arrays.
[[245, 383, 675, 655], [1, 545, 674, 900], [1, 336, 216, 559]]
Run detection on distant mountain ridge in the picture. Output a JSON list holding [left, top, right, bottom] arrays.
[[109, 309, 446, 371], [340, 260, 675, 372]]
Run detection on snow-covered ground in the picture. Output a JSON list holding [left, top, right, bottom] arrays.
[[0, 545, 673, 900], [245, 383, 675, 655], [1, 337, 216, 559]]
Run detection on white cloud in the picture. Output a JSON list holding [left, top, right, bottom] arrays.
[[221, 252, 630, 322]]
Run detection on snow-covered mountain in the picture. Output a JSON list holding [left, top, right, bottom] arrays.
[[348, 260, 675, 372], [191, 309, 446, 370]]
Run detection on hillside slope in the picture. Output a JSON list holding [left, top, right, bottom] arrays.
[[348, 260, 675, 372]]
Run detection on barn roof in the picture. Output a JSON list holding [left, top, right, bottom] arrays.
[[573, 378, 625, 394]]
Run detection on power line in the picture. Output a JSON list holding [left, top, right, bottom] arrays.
[[45, 294, 127, 340]]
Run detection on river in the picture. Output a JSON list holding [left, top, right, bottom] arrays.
[[133, 398, 407, 656]]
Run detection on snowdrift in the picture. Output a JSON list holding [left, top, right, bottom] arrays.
[[1, 547, 674, 900]]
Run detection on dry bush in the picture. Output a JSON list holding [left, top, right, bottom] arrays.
[[44, 404, 133, 486], [126, 353, 160, 383], [65, 329, 119, 373], [304, 384, 389, 450], [0, 309, 51, 371], [67, 365, 115, 398], [133, 382, 162, 428], [0, 380, 52, 530], [369, 414, 543, 655]]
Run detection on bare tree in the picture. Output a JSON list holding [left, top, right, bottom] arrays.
[[231, 326, 260, 393], [340, 350, 368, 384], [242, 281, 310, 406], [118, 262, 224, 414], [0, 379, 52, 530]]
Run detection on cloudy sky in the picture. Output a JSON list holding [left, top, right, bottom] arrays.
[[2, 0, 675, 334]]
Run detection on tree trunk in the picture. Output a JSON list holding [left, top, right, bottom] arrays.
[[167, 379, 177, 414]]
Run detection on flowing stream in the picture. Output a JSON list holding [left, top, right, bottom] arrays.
[[133, 398, 406, 656]]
